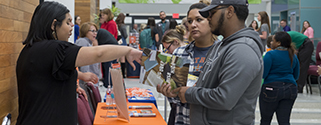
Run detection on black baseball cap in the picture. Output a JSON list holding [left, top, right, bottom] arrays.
[[199, 0, 248, 18]]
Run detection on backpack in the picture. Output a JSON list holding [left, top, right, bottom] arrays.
[[139, 28, 154, 49]]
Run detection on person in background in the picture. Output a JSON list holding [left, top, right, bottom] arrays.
[[172, 0, 264, 124], [131, 24, 139, 33], [260, 31, 299, 125], [139, 23, 147, 33], [258, 11, 271, 51], [16, 2, 142, 124], [169, 19, 178, 30], [287, 31, 314, 93], [74, 15, 81, 43], [280, 19, 291, 32], [199, 0, 211, 5], [116, 13, 128, 78], [156, 11, 170, 49], [99, 9, 119, 83], [161, 25, 186, 54], [100, 8, 118, 40], [99, 13, 104, 25], [159, 25, 186, 125], [301, 20, 314, 38], [77, 71, 99, 101], [317, 66, 321, 76], [75, 22, 105, 113], [248, 20, 258, 31], [181, 17, 192, 44], [158, 3, 219, 124], [140, 17, 159, 50], [96, 29, 118, 46], [75, 22, 101, 84], [266, 35, 273, 52], [96, 29, 118, 87]]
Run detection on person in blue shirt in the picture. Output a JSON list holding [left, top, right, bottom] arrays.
[[260, 31, 300, 125], [280, 19, 291, 32], [74, 15, 81, 43]]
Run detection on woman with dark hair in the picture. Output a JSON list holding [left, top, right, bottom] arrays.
[[100, 8, 118, 40], [116, 13, 128, 77], [169, 19, 178, 30], [301, 20, 314, 38], [16, 2, 142, 124], [139, 17, 159, 50], [147, 17, 159, 43], [249, 20, 258, 31], [157, 3, 218, 125], [74, 15, 81, 43], [258, 11, 271, 51], [260, 31, 299, 125], [116, 13, 128, 46]]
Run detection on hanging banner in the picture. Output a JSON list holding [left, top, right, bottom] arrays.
[[119, 0, 261, 4]]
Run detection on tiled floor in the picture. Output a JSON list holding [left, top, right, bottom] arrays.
[[98, 78, 321, 125]]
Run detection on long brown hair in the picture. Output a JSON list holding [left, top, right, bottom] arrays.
[[258, 11, 271, 33], [301, 20, 311, 33], [101, 8, 114, 22], [147, 17, 156, 37], [115, 13, 125, 26]]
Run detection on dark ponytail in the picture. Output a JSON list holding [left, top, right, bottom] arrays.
[[274, 31, 295, 66]]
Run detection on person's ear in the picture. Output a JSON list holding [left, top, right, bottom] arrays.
[[226, 5, 234, 19], [174, 39, 179, 45], [51, 19, 57, 31]]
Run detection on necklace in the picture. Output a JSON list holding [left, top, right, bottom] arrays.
[[275, 46, 288, 50]]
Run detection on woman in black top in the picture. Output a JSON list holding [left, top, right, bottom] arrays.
[[16, 2, 142, 125]]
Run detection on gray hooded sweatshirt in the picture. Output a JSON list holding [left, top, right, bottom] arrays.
[[185, 28, 264, 125]]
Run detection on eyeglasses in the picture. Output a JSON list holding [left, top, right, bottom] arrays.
[[88, 30, 97, 33], [166, 42, 173, 51], [208, 6, 228, 18]]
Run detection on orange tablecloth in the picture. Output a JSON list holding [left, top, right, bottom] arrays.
[[94, 102, 166, 125]]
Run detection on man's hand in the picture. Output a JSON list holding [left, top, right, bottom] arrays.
[[173, 87, 190, 103], [156, 83, 177, 97], [77, 86, 88, 101]]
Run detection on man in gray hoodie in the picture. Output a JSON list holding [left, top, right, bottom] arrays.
[[173, 0, 264, 124]]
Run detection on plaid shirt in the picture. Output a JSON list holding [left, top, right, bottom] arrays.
[[169, 40, 218, 125], [168, 41, 196, 125]]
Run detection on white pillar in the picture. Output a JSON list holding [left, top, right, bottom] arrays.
[[45, 0, 75, 43], [100, 0, 112, 10]]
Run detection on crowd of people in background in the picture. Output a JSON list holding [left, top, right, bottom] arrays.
[[16, 0, 318, 125]]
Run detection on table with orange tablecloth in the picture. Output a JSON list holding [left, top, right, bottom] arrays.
[[94, 102, 166, 125]]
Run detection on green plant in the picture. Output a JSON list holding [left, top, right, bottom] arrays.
[[111, 5, 121, 17], [93, 13, 100, 26]]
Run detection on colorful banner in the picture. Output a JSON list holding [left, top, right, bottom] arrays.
[[119, 0, 262, 4]]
